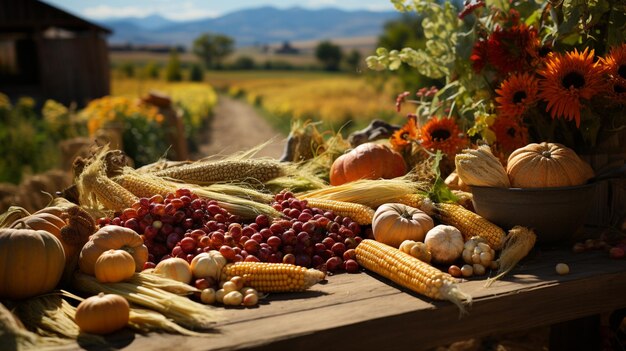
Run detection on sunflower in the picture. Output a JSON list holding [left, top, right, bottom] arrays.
[[538, 48, 608, 127], [602, 43, 626, 104], [419, 117, 466, 156], [390, 114, 418, 150], [491, 115, 528, 154], [486, 24, 539, 75], [495, 72, 538, 118]]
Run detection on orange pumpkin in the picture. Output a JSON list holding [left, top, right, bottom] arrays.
[[94, 249, 136, 283], [372, 203, 434, 247], [79, 225, 148, 275], [329, 143, 407, 186], [507, 142, 594, 188], [75, 293, 129, 334], [0, 228, 65, 299]]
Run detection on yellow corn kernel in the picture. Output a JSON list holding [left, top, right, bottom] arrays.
[[220, 262, 325, 293], [355, 239, 471, 311], [436, 203, 505, 250], [154, 159, 286, 184], [113, 174, 176, 198], [304, 198, 375, 225], [396, 193, 428, 209]]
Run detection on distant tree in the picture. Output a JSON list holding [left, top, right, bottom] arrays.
[[344, 49, 362, 72], [165, 49, 183, 82], [315, 41, 343, 71], [189, 63, 204, 81], [192, 33, 235, 69], [119, 62, 135, 78], [232, 56, 256, 70], [144, 61, 160, 79]]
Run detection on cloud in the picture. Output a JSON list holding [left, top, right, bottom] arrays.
[[83, 5, 147, 19], [306, 0, 338, 7], [82, 3, 219, 20]]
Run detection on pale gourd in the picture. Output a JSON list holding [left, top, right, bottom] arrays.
[[75, 293, 129, 334], [424, 225, 464, 264], [190, 251, 227, 280], [79, 225, 148, 275], [154, 258, 193, 284], [372, 203, 434, 248]]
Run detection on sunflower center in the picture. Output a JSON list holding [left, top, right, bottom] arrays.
[[507, 127, 517, 138], [431, 129, 451, 141], [618, 65, 626, 80], [512, 91, 527, 104], [561, 72, 585, 89]]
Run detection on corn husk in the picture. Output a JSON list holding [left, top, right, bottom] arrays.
[[298, 177, 428, 208], [0, 206, 30, 228], [1, 300, 71, 350], [73, 273, 220, 330], [486, 226, 537, 286], [128, 272, 200, 295]]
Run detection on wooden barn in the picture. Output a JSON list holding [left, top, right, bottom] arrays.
[[0, 0, 111, 106]]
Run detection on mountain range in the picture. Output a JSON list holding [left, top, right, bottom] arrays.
[[97, 6, 399, 47]]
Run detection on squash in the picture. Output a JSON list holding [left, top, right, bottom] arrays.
[[75, 293, 129, 334], [455, 145, 511, 188], [94, 249, 136, 283], [507, 142, 594, 188], [329, 143, 407, 186], [0, 228, 65, 299], [424, 225, 464, 264], [372, 203, 434, 248], [79, 225, 148, 275], [190, 251, 227, 280], [154, 258, 193, 284]]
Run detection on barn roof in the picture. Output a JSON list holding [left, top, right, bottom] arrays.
[[0, 0, 112, 34]]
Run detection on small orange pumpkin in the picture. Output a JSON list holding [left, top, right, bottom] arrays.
[[372, 203, 434, 248], [329, 143, 407, 186], [507, 142, 594, 188], [94, 249, 136, 283], [79, 225, 148, 275], [0, 228, 65, 299], [75, 293, 129, 334]]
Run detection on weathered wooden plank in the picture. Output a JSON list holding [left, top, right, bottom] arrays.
[[53, 247, 626, 350]]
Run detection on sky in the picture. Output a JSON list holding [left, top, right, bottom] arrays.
[[43, 0, 394, 21]]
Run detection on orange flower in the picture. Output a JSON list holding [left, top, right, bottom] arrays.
[[390, 114, 418, 150], [602, 43, 626, 104], [491, 115, 528, 154], [495, 72, 538, 118], [419, 117, 466, 156], [538, 48, 608, 127]]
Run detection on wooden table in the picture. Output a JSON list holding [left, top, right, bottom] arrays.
[[61, 246, 626, 351]]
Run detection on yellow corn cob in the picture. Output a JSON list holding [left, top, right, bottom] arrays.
[[433, 202, 505, 250], [113, 173, 176, 198], [81, 171, 138, 212], [154, 159, 287, 184], [304, 198, 375, 225], [396, 193, 428, 208], [356, 239, 471, 312], [220, 262, 326, 293]]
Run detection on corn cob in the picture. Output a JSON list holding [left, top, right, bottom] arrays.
[[113, 173, 176, 198], [304, 198, 375, 225], [426, 201, 505, 250], [220, 262, 326, 293], [356, 239, 471, 312], [396, 193, 428, 209], [154, 159, 287, 184], [80, 171, 138, 212]]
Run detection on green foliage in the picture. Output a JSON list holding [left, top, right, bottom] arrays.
[[315, 41, 343, 71], [192, 33, 235, 69], [143, 61, 160, 79], [189, 63, 205, 82], [119, 62, 135, 78], [344, 49, 362, 73], [165, 50, 183, 82], [232, 56, 256, 70], [0, 96, 60, 184]]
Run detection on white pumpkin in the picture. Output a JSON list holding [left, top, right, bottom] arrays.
[[424, 225, 464, 264], [154, 258, 192, 284], [190, 251, 227, 280]]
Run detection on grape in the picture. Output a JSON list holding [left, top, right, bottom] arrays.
[[344, 259, 359, 273], [180, 237, 196, 254], [326, 257, 343, 272], [282, 253, 296, 264], [219, 245, 236, 261]]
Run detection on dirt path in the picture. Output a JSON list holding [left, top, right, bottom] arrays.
[[194, 95, 286, 159]]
